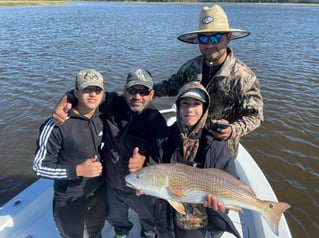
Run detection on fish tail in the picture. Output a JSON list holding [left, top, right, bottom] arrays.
[[261, 201, 291, 235]]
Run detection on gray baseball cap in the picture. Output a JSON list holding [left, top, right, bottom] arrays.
[[126, 68, 153, 89], [76, 69, 104, 90]]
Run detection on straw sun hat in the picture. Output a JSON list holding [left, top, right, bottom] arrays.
[[178, 5, 250, 44]]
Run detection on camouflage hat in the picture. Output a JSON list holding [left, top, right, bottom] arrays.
[[126, 68, 153, 89], [178, 5, 250, 44], [76, 69, 104, 90]]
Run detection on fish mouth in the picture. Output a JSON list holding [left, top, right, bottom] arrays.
[[125, 182, 136, 189], [126, 182, 142, 192]]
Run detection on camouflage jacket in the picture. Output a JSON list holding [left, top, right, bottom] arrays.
[[154, 48, 264, 157]]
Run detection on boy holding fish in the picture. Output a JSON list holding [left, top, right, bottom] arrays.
[[136, 81, 240, 238]]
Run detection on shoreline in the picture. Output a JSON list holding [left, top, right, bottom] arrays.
[[0, 1, 69, 6], [1, 1, 318, 7]]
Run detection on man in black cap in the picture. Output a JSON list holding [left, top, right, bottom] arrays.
[[102, 68, 166, 238]]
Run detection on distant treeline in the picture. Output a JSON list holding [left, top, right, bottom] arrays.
[[0, 0, 69, 6], [80, 0, 318, 3], [2, 0, 316, 6]]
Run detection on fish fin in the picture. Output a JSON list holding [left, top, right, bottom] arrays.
[[225, 205, 244, 213], [168, 200, 186, 215], [260, 200, 291, 235], [167, 186, 186, 198], [239, 184, 256, 197]]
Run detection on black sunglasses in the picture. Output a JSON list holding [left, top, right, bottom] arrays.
[[198, 33, 223, 44], [127, 87, 151, 96]]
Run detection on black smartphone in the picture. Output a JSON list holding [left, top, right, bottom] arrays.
[[211, 122, 230, 131]]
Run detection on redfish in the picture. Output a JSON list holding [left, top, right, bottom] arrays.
[[125, 163, 290, 235]]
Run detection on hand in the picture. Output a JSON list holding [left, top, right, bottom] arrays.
[[52, 95, 72, 126], [209, 119, 232, 140], [203, 194, 225, 212], [135, 188, 145, 196], [128, 147, 146, 173], [76, 155, 103, 178]]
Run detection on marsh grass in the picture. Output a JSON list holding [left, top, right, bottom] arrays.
[[0, 0, 69, 6]]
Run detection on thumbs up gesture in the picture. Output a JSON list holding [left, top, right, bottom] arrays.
[[128, 147, 146, 173], [76, 155, 102, 178]]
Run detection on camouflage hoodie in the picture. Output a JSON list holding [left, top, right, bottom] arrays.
[[174, 82, 210, 230], [154, 48, 264, 157]]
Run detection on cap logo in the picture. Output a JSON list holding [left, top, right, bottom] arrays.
[[202, 16, 214, 24], [135, 68, 148, 82], [83, 71, 99, 81]]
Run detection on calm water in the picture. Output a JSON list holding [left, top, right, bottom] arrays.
[[0, 2, 318, 237]]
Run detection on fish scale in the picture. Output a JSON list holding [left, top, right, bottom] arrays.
[[169, 166, 251, 201]]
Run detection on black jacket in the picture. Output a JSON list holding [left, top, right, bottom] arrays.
[[101, 92, 166, 191], [151, 123, 240, 238], [33, 110, 104, 199]]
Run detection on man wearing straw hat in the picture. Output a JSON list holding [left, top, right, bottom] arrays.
[[154, 5, 264, 159]]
